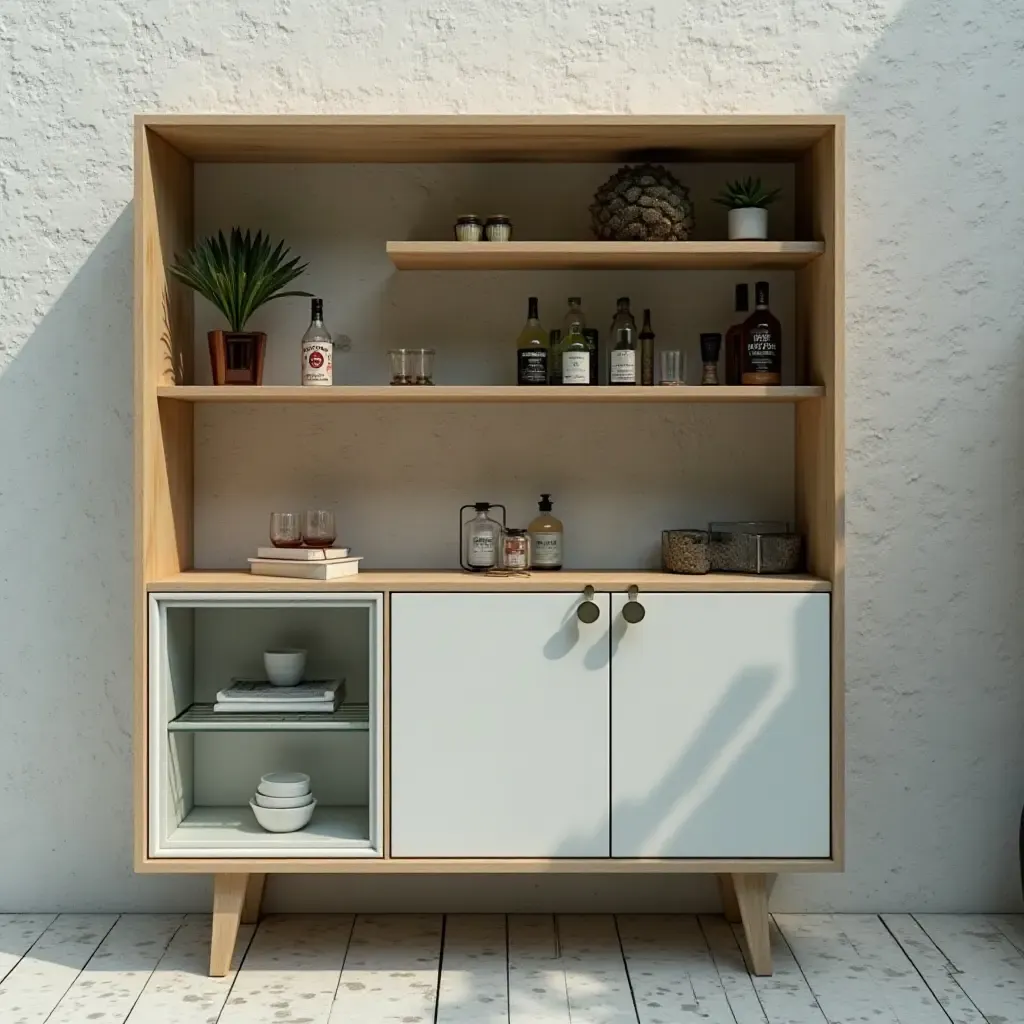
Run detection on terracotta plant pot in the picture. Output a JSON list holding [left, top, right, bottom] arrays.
[[208, 331, 267, 385]]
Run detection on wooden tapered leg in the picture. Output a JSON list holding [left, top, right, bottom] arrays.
[[732, 873, 772, 976], [717, 874, 741, 923], [210, 873, 248, 977], [242, 873, 266, 925]]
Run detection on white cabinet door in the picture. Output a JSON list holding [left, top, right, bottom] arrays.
[[611, 592, 831, 858], [391, 592, 610, 857]]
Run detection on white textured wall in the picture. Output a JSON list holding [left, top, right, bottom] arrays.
[[2, 0, 1024, 913]]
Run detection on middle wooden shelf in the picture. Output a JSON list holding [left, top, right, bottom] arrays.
[[157, 384, 825, 403]]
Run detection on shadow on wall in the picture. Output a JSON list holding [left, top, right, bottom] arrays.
[[3, 0, 1024, 915], [0, 205, 207, 911]]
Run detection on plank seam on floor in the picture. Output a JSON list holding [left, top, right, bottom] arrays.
[[505, 914, 511, 1024], [324, 913, 357, 1020], [698, 914, 764, 1024], [37, 913, 122, 1024], [612, 915, 643, 1023], [877, 915, 961, 1024], [433, 913, 447, 1024], [762, 916, 829, 1020]]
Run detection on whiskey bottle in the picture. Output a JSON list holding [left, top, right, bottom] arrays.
[[639, 308, 655, 386], [725, 283, 749, 386], [561, 321, 590, 385], [741, 281, 782, 386], [516, 296, 549, 385], [610, 326, 637, 385]]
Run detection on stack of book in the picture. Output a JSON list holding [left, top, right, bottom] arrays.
[[214, 679, 346, 714], [248, 546, 362, 580]]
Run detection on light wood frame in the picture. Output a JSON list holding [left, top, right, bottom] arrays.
[[135, 115, 844, 976]]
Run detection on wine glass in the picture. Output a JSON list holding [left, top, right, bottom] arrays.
[[303, 510, 336, 547]]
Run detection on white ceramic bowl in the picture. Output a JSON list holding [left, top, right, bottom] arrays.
[[253, 791, 315, 809], [250, 797, 316, 833], [258, 771, 311, 798], [263, 648, 307, 686]]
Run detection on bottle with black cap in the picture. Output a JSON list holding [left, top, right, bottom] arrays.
[[528, 494, 563, 571]]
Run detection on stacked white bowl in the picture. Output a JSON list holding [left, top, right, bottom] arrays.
[[250, 772, 316, 832]]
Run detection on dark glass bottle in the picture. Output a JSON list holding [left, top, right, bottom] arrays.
[[741, 281, 782, 386], [725, 284, 749, 386], [639, 309, 655, 386], [516, 297, 549, 385]]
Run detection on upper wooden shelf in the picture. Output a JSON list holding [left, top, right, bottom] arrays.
[[139, 114, 842, 163], [387, 241, 824, 271], [147, 570, 831, 594], [157, 385, 824, 404]]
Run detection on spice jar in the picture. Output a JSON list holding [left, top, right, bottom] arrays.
[[454, 215, 483, 242], [502, 528, 530, 572], [485, 215, 513, 242]]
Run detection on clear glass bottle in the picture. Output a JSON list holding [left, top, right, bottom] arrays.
[[463, 502, 503, 572], [301, 298, 333, 386], [528, 494, 563, 571], [561, 322, 590, 385], [515, 296, 549, 385], [610, 327, 637, 385], [609, 297, 637, 385], [562, 297, 587, 336], [502, 528, 531, 573]]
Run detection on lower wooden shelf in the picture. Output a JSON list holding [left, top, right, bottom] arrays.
[[147, 569, 831, 593], [161, 805, 374, 857], [168, 703, 370, 731]]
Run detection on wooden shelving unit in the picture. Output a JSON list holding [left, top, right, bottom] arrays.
[[386, 240, 825, 271], [156, 384, 825, 404], [136, 114, 844, 979]]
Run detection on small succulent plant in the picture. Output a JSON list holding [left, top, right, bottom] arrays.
[[170, 228, 311, 333], [713, 178, 782, 210]]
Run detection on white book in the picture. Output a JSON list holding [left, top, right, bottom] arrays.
[[216, 679, 344, 703], [214, 700, 340, 714], [248, 557, 362, 580], [256, 547, 351, 561]]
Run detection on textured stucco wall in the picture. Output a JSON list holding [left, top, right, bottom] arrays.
[[2, 0, 1024, 913]]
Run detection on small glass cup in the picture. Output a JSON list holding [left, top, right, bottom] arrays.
[[389, 349, 414, 385], [303, 510, 336, 547], [269, 512, 303, 547], [659, 350, 687, 385], [411, 348, 435, 385]]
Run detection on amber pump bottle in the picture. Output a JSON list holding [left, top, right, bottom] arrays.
[[528, 494, 563, 570]]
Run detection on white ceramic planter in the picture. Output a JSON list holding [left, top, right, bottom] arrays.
[[728, 207, 769, 240]]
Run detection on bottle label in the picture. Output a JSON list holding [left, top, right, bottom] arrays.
[[468, 533, 496, 567], [531, 533, 562, 566], [504, 549, 528, 570], [518, 348, 548, 385], [562, 351, 589, 385], [610, 350, 636, 384], [302, 341, 333, 385], [743, 326, 780, 384]]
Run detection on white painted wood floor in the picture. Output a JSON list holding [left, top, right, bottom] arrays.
[[1, 912, 1021, 1023]]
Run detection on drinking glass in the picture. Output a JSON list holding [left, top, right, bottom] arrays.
[[659, 350, 687, 385], [269, 512, 303, 547], [303, 510, 336, 547]]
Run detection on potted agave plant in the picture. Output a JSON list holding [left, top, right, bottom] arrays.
[[169, 228, 311, 385], [714, 177, 782, 241]]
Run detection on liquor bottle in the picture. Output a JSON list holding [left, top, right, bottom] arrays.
[[609, 297, 637, 384], [583, 328, 599, 385], [516, 296, 549, 385], [528, 493, 563, 571], [301, 298, 333, 386], [725, 284, 749, 386], [741, 282, 782, 385], [610, 326, 637, 385], [548, 330, 563, 385], [561, 321, 590, 385], [639, 308, 655, 386]]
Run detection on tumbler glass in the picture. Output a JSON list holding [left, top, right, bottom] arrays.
[[302, 510, 336, 547], [269, 512, 303, 547], [659, 350, 687, 385]]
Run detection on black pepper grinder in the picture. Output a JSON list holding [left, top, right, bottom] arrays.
[[700, 333, 723, 385]]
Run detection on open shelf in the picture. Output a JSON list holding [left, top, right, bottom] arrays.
[[157, 384, 825, 404], [386, 240, 825, 271], [163, 805, 374, 856], [169, 703, 370, 732], [148, 570, 832, 594]]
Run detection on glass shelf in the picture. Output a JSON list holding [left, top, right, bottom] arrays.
[[168, 702, 370, 732]]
